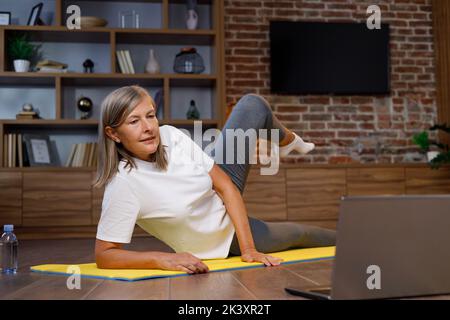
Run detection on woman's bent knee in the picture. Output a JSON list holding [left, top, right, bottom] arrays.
[[236, 94, 272, 117]]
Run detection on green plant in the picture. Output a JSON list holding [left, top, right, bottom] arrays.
[[7, 33, 40, 61], [412, 124, 450, 169]]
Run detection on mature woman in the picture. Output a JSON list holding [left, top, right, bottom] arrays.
[[94, 85, 335, 274]]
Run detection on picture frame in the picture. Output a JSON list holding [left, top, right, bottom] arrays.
[[0, 12, 11, 26], [27, 2, 44, 26], [23, 134, 59, 166]]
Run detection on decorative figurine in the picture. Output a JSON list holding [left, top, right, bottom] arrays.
[[77, 96, 93, 120], [186, 99, 200, 120], [83, 59, 94, 73], [16, 103, 40, 119]]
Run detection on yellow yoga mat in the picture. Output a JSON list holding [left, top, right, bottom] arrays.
[[30, 246, 335, 282]]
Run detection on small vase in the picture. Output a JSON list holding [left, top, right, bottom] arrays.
[[186, 9, 198, 30], [145, 49, 160, 74], [14, 59, 30, 72], [186, 100, 200, 120]]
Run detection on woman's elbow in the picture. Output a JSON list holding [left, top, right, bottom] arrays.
[[95, 252, 111, 269]]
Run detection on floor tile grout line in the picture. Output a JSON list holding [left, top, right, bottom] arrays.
[[81, 280, 105, 300], [282, 266, 322, 286]]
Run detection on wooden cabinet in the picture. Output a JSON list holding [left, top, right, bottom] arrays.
[[0, 172, 21, 226], [22, 172, 92, 226], [245, 164, 450, 231], [0, 164, 449, 238], [346, 168, 405, 196], [405, 167, 450, 194], [243, 168, 287, 221], [286, 168, 346, 222]]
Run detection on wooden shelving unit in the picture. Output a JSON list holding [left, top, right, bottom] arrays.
[[0, 0, 225, 168]]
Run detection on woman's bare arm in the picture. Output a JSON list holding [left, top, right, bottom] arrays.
[[95, 239, 209, 273], [208, 164, 282, 266]]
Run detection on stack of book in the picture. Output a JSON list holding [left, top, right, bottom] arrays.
[[36, 60, 68, 73], [116, 50, 135, 74], [16, 110, 40, 120], [66, 142, 98, 167], [3, 133, 25, 168]]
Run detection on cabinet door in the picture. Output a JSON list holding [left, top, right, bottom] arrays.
[[287, 168, 346, 222], [243, 168, 287, 221], [406, 167, 450, 194], [0, 172, 22, 226], [92, 173, 104, 225], [23, 172, 92, 227], [347, 167, 405, 196]]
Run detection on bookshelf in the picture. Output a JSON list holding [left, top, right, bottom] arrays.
[[0, 0, 225, 169], [0, 0, 225, 232]]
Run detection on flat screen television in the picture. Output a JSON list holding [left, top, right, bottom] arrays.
[[270, 21, 391, 95]]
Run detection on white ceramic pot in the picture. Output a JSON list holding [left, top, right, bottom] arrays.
[[145, 49, 160, 74], [427, 151, 439, 162], [13, 59, 30, 72], [186, 9, 198, 30]]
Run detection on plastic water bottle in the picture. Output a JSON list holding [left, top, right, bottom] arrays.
[[0, 225, 18, 274]]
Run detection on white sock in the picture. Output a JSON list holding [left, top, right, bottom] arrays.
[[279, 133, 315, 157]]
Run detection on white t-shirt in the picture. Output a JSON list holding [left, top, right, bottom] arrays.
[[96, 125, 236, 259]]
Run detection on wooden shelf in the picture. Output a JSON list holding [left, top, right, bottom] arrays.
[[1, 26, 216, 45], [0, 166, 96, 172], [0, 72, 217, 86], [0, 119, 218, 127], [0, 120, 99, 132]]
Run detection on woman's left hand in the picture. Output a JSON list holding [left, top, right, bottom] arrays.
[[241, 249, 283, 266]]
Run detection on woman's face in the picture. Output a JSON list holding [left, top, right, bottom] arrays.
[[106, 94, 160, 161]]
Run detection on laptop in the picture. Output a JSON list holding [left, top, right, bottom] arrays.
[[285, 195, 450, 300]]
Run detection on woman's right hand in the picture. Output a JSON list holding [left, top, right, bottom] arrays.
[[156, 252, 209, 274]]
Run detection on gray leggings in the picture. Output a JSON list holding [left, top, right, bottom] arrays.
[[208, 94, 336, 256]]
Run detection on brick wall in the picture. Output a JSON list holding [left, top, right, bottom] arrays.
[[224, 0, 437, 164]]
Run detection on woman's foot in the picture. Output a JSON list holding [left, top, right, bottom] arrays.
[[279, 132, 315, 157]]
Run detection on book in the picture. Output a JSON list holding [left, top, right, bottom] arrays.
[[73, 143, 80, 167], [36, 60, 68, 68], [37, 67, 68, 73], [8, 134, 12, 168], [116, 50, 127, 74], [119, 50, 130, 74], [83, 143, 91, 167], [16, 115, 40, 120], [12, 134, 16, 167], [18, 134, 23, 168], [3, 134, 7, 167], [78, 143, 86, 167], [124, 50, 135, 74], [17, 111, 38, 115], [66, 144, 76, 167]]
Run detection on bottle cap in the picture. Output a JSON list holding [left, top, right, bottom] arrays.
[[4, 225, 13, 232]]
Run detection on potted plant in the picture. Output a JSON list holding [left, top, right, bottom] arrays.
[[412, 124, 450, 169], [7, 33, 41, 72]]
